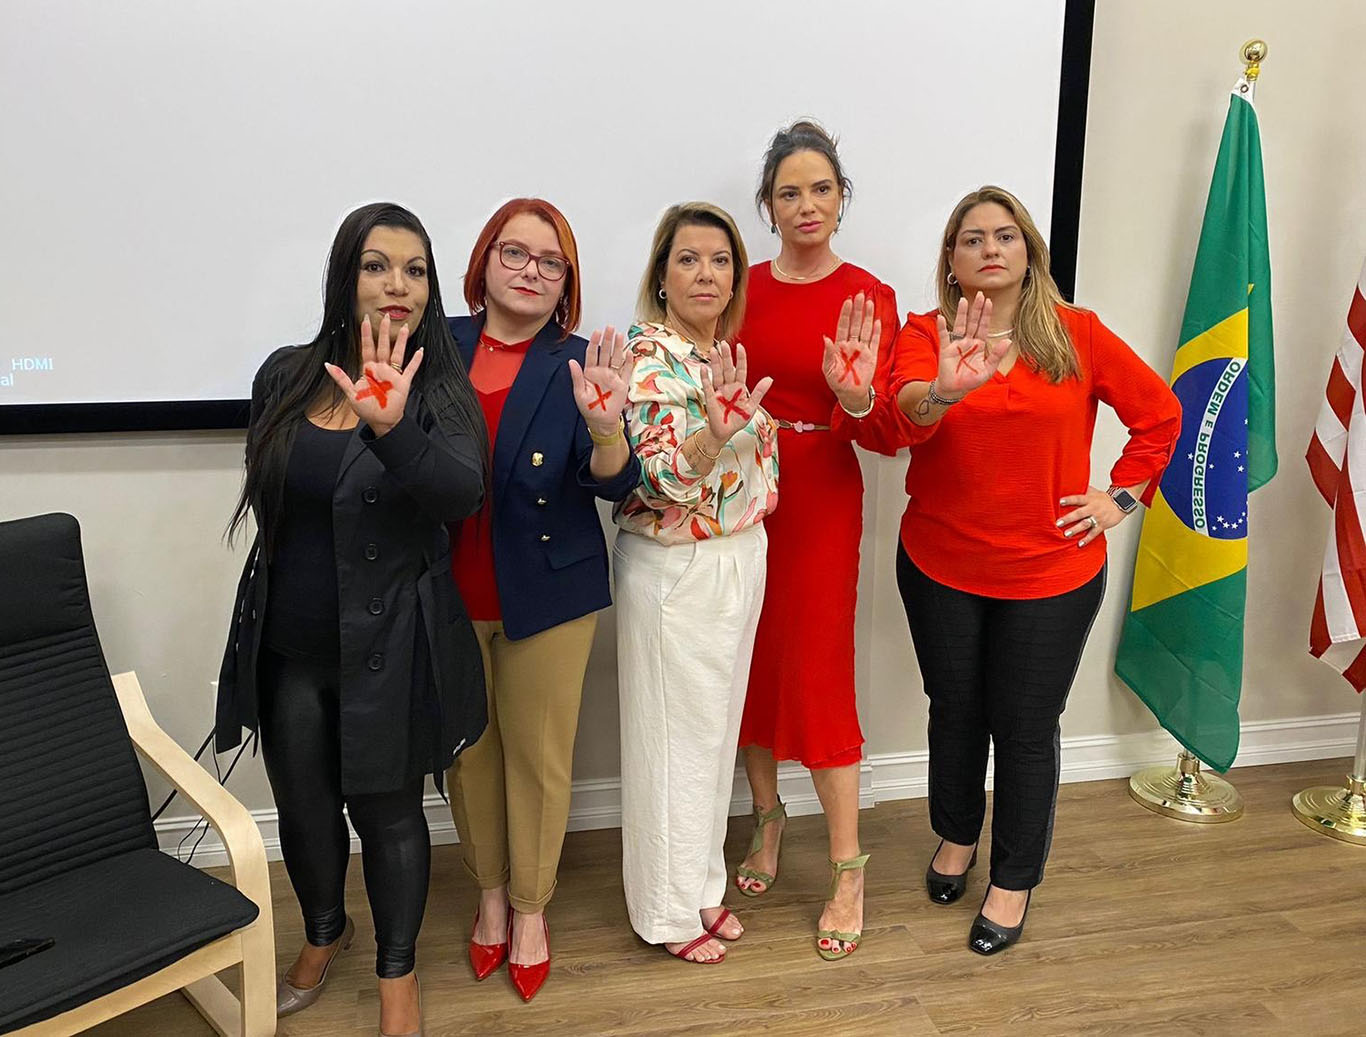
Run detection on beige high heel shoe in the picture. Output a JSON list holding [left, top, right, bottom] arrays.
[[275, 915, 355, 1017]]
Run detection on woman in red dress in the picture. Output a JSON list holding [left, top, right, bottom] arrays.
[[733, 120, 905, 959]]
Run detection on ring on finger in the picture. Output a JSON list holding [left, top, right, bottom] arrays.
[[1087, 515, 1098, 529]]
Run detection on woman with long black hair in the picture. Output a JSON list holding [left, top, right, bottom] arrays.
[[217, 202, 488, 1036]]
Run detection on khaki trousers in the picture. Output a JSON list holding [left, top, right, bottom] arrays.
[[447, 611, 598, 913]]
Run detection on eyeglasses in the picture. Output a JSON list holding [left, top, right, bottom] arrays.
[[495, 241, 569, 282]]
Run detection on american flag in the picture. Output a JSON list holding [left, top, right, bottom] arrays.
[[1308, 260, 1366, 690]]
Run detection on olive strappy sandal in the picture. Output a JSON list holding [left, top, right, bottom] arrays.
[[816, 853, 870, 961], [734, 800, 786, 898]]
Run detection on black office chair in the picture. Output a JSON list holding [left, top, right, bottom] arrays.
[[0, 513, 275, 1036]]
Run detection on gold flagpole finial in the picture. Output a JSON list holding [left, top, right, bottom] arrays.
[[1241, 39, 1268, 81]]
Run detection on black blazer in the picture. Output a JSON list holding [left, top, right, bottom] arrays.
[[216, 345, 487, 794], [450, 316, 640, 640]]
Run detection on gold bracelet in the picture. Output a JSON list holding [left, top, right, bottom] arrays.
[[589, 419, 625, 446], [692, 431, 721, 461]]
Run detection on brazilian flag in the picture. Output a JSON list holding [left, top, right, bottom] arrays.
[[1114, 81, 1276, 772]]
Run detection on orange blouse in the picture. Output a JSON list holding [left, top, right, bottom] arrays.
[[889, 306, 1181, 598]]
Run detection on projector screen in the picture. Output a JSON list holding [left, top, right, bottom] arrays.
[[0, 0, 1079, 432]]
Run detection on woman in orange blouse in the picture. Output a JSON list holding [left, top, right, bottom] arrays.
[[891, 186, 1180, 955]]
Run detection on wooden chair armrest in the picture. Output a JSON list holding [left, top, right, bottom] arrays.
[[111, 671, 271, 914]]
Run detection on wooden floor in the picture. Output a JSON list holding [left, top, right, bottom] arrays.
[[89, 757, 1366, 1037]]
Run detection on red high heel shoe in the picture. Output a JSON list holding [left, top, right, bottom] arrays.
[[507, 912, 550, 1002], [468, 907, 509, 981]]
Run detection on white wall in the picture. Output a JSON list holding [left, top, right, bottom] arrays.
[[4, 0, 1365, 861], [0, 0, 1062, 406]]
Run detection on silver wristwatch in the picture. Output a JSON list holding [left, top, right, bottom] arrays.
[[1107, 486, 1138, 514]]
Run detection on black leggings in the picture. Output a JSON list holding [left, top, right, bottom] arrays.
[[258, 650, 429, 978], [896, 547, 1105, 890]]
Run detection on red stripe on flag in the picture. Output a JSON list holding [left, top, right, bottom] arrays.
[[1341, 645, 1366, 693], [1349, 287, 1366, 352], [1326, 360, 1357, 430], [1333, 451, 1366, 638], [1310, 583, 1332, 657], [1307, 434, 1342, 506]]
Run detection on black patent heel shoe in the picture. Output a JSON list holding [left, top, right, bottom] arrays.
[[925, 839, 978, 905], [968, 888, 1031, 956]]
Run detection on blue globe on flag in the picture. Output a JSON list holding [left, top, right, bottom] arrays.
[[1159, 357, 1249, 541]]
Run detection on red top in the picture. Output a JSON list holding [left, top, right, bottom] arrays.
[[450, 332, 534, 621], [741, 261, 907, 454], [889, 306, 1181, 598]]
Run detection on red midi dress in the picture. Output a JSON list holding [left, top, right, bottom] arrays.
[[736, 261, 903, 768]]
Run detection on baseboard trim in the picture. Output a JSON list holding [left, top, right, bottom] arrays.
[[156, 711, 1360, 869]]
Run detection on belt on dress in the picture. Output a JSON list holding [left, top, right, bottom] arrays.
[[773, 419, 831, 433]]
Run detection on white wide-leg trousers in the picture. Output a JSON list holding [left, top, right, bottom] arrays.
[[613, 524, 768, 944]]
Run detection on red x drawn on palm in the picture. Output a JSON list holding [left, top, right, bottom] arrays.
[[838, 348, 861, 386], [587, 384, 613, 411], [719, 389, 748, 423], [954, 344, 982, 376], [355, 372, 394, 408]]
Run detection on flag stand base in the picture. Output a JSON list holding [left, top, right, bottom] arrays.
[[1128, 751, 1243, 823], [1291, 694, 1366, 844], [1291, 776, 1366, 845]]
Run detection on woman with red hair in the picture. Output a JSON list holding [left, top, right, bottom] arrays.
[[444, 198, 640, 1001]]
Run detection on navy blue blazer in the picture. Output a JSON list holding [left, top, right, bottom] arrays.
[[450, 315, 641, 640]]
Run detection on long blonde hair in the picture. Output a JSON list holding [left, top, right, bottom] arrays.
[[636, 202, 749, 342], [936, 186, 1079, 382]]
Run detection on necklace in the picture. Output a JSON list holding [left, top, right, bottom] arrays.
[[986, 328, 1013, 339], [480, 331, 534, 352], [772, 254, 839, 282]]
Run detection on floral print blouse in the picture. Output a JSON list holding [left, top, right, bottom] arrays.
[[614, 322, 779, 545]]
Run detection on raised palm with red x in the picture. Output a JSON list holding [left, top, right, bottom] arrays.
[[933, 291, 1014, 399], [323, 312, 423, 434], [821, 291, 882, 412], [700, 341, 773, 444], [569, 325, 636, 433]]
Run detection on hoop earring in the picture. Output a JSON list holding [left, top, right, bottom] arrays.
[[658, 288, 667, 300], [947, 272, 958, 286]]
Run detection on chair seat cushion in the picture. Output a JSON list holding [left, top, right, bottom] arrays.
[[0, 847, 260, 1033]]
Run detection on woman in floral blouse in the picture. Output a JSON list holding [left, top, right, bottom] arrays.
[[612, 201, 778, 964]]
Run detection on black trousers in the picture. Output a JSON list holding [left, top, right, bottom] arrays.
[[258, 650, 430, 978], [896, 547, 1105, 890]]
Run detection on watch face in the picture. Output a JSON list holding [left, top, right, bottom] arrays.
[[1110, 489, 1138, 512]]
